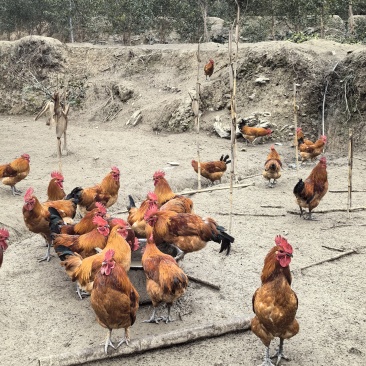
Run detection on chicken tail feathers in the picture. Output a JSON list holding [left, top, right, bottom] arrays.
[[220, 154, 231, 165], [238, 119, 246, 130], [55, 244, 76, 261], [293, 179, 304, 196], [65, 186, 83, 204], [213, 225, 234, 255], [48, 207, 64, 235], [127, 195, 136, 211]]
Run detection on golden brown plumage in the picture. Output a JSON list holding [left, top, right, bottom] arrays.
[[47, 171, 66, 201], [127, 192, 159, 238], [59, 219, 139, 297], [66, 166, 120, 215], [299, 135, 327, 163], [262, 145, 282, 188], [144, 206, 234, 256], [251, 235, 299, 366], [22, 187, 77, 261], [91, 249, 139, 354], [0, 153, 30, 196], [0, 228, 9, 268], [293, 156, 328, 220], [153, 170, 193, 213], [238, 119, 273, 145], [191, 154, 231, 185], [142, 235, 188, 323], [204, 59, 214, 80]]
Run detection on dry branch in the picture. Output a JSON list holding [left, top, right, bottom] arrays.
[[300, 249, 357, 272], [321, 223, 366, 230], [179, 182, 254, 196], [220, 212, 286, 217], [187, 275, 221, 290], [329, 190, 366, 193], [287, 207, 366, 215], [38, 317, 251, 366]]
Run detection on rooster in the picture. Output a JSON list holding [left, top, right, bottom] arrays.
[[66, 166, 120, 215], [0, 228, 9, 268], [22, 187, 77, 261], [251, 235, 299, 366], [127, 192, 159, 238], [52, 215, 110, 259], [238, 119, 272, 145], [90, 249, 139, 354], [47, 171, 66, 201], [299, 135, 327, 163], [204, 59, 214, 80], [295, 127, 313, 147], [0, 153, 30, 196], [142, 235, 188, 323], [153, 170, 193, 213], [144, 206, 234, 257], [293, 156, 328, 220], [191, 154, 231, 185], [57, 218, 138, 298], [262, 146, 282, 188]]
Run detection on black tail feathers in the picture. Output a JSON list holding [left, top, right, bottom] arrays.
[[127, 195, 136, 211], [238, 118, 247, 130], [48, 207, 64, 235], [293, 178, 304, 196], [65, 186, 83, 203], [55, 245, 75, 261], [213, 225, 234, 256], [220, 154, 231, 165]]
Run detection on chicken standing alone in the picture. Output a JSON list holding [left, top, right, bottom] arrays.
[[91, 249, 139, 354], [238, 119, 272, 145], [262, 146, 282, 188], [251, 235, 299, 366], [191, 154, 231, 185], [204, 59, 214, 80], [0, 228, 9, 268], [0, 153, 30, 196]]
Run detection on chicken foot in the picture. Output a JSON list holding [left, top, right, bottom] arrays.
[[38, 243, 54, 262], [142, 308, 163, 324], [11, 185, 22, 196], [271, 338, 289, 365], [259, 346, 275, 366], [116, 327, 130, 348], [160, 304, 174, 323], [76, 284, 90, 300], [102, 329, 116, 354]]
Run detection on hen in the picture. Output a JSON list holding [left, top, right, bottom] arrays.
[[142, 235, 188, 323], [0, 153, 30, 196], [91, 249, 139, 354], [22, 187, 77, 261], [251, 235, 299, 366], [299, 135, 327, 163], [47, 171, 66, 201], [295, 127, 313, 147], [262, 146, 282, 188], [293, 156, 328, 220], [144, 206, 234, 257], [191, 154, 231, 185], [66, 166, 120, 215], [0, 228, 9, 268], [153, 170, 193, 213], [204, 59, 214, 80], [57, 218, 138, 298], [127, 192, 159, 238], [52, 215, 110, 258], [238, 119, 272, 145]]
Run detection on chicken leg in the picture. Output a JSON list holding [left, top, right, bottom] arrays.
[[160, 304, 174, 323], [38, 243, 53, 262], [11, 185, 22, 196], [271, 338, 289, 365], [143, 307, 162, 323], [116, 327, 130, 348], [259, 346, 275, 366], [103, 329, 116, 354]]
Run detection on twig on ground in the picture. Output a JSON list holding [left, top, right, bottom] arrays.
[[321, 245, 346, 252], [219, 212, 286, 217], [321, 223, 366, 230], [187, 275, 221, 291], [260, 205, 284, 209], [179, 182, 254, 196], [329, 190, 366, 193], [287, 207, 366, 215]]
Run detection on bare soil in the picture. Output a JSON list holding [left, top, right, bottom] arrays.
[[0, 38, 366, 366]]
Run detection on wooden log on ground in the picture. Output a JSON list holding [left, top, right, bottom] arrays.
[[38, 317, 251, 366]]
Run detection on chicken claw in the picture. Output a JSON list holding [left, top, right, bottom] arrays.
[[142, 308, 163, 324], [259, 347, 275, 366], [271, 339, 290, 365], [11, 186, 22, 196], [38, 245, 54, 262], [116, 328, 131, 348], [76, 284, 90, 299], [103, 329, 116, 354]]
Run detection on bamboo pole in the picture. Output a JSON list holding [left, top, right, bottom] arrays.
[[38, 317, 251, 366], [347, 128, 353, 219], [293, 83, 299, 176], [195, 39, 202, 190]]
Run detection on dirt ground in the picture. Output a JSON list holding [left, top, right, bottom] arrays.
[[0, 39, 366, 366]]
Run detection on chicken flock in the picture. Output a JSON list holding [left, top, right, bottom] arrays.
[[0, 61, 332, 364]]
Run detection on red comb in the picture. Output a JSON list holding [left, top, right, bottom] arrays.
[[147, 192, 158, 201], [296, 127, 302, 132], [92, 216, 108, 227], [21, 153, 30, 160], [0, 228, 9, 238], [144, 206, 159, 221], [153, 170, 165, 179], [24, 187, 34, 201], [104, 249, 115, 262], [270, 145, 275, 150], [319, 156, 327, 164], [111, 218, 127, 227], [95, 202, 107, 214], [51, 171, 64, 180], [275, 235, 293, 254], [111, 166, 120, 174]]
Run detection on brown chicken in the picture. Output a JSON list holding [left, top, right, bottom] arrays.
[[22, 187, 77, 261], [144, 206, 234, 257], [52, 215, 110, 258], [142, 235, 188, 323], [66, 166, 120, 215], [262, 146, 282, 188], [299, 135, 327, 163], [153, 170, 193, 213], [0, 153, 30, 196], [251, 235, 299, 366], [127, 192, 159, 238], [91, 249, 139, 354], [294, 127, 313, 147], [49, 202, 107, 236], [0, 228, 9, 268], [47, 171, 66, 201], [204, 59, 214, 80], [191, 154, 231, 185], [57, 218, 138, 298], [238, 119, 273, 145], [293, 156, 328, 220]]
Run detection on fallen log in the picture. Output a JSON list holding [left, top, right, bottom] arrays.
[[38, 317, 251, 366]]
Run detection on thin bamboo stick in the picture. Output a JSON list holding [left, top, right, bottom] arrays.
[[293, 83, 299, 176], [347, 128, 353, 219]]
